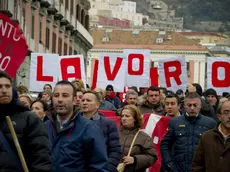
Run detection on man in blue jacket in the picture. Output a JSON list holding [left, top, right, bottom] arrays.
[[160, 92, 216, 172], [81, 90, 122, 172], [45, 80, 108, 172]]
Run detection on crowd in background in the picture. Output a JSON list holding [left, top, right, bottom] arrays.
[[1, 69, 230, 172]]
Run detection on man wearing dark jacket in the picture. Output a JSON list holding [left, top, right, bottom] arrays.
[[105, 84, 121, 109], [160, 92, 216, 172], [204, 88, 219, 114], [45, 80, 108, 172], [191, 100, 230, 172], [81, 91, 122, 172], [0, 71, 52, 172]]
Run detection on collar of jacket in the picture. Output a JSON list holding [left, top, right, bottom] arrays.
[[143, 100, 162, 109], [182, 113, 201, 122], [120, 126, 139, 134], [81, 111, 104, 121]]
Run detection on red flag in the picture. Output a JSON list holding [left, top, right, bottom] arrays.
[[0, 12, 28, 77]]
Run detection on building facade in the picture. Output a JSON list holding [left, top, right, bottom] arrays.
[[87, 29, 210, 89], [89, 0, 145, 27], [0, 0, 93, 87]]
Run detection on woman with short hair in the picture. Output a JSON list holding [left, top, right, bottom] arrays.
[[119, 105, 157, 172]]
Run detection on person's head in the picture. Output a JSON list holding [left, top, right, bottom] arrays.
[[74, 89, 85, 106], [41, 90, 52, 102], [139, 87, 146, 95], [16, 85, 29, 96], [81, 91, 100, 115], [52, 80, 76, 117], [165, 93, 180, 117], [86, 84, 91, 91], [71, 79, 85, 90], [19, 94, 33, 108], [217, 101, 230, 130], [147, 86, 161, 105], [30, 100, 48, 120], [105, 84, 114, 96], [94, 88, 106, 102], [125, 89, 138, 105], [184, 92, 202, 117], [222, 92, 230, 100], [43, 84, 52, 92], [0, 71, 13, 105], [120, 105, 143, 129], [204, 88, 218, 106], [176, 89, 184, 99], [159, 87, 167, 96]]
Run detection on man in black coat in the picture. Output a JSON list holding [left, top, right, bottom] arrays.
[[0, 71, 52, 172]]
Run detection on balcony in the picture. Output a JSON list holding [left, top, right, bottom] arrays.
[[75, 20, 93, 46]]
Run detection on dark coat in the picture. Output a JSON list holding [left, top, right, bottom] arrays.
[[89, 112, 122, 172], [119, 127, 157, 172], [105, 96, 121, 109], [160, 113, 216, 172], [0, 99, 52, 172], [45, 112, 108, 172], [191, 123, 230, 172]]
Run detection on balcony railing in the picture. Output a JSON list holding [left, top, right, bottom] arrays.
[[76, 20, 93, 45]]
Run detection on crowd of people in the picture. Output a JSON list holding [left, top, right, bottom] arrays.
[[0, 70, 230, 172]]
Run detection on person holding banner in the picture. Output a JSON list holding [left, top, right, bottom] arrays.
[[81, 91, 122, 172], [160, 92, 216, 172], [119, 105, 157, 172], [0, 71, 52, 172], [139, 86, 165, 115], [45, 80, 108, 172]]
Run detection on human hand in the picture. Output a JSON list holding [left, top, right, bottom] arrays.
[[123, 156, 134, 165], [187, 84, 196, 93]]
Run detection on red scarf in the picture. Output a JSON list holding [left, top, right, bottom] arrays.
[[106, 92, 116, 99]]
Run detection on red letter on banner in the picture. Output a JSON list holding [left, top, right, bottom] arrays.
[[36, 56, 53, 82], [128, 54, 144, 75], [104, 56, 123, 80], [164, 61, 182, 87], [60, 58, 82, 80], [150, 67, 158, 87], [212, 61, 230, 87]]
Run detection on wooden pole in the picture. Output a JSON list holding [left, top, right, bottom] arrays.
[[6, 116, 29, 172]]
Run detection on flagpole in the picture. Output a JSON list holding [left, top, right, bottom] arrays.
[[6, 116, 29, 172]]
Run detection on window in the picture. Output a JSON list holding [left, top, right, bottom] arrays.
[[45, 26, 50, 49], [65, 0, 69, 10], [69, 46, 72, 55], [39, 16, 42, 43], [52, 32, 56, 53], [31, 9, 35, 39], [58, 37, 62, 55], [70, 0, 73, 14], [64, 43, 67, 55], [187, 62, 190, 71]]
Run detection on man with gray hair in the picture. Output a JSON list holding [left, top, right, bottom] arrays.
[[125, 89, 138, 106]]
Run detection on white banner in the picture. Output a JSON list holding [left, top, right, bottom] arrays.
[[59, 55, 86, 86], [29, 54, 86, 92], [124, 49, 150, 87], [158, 57, 187, 92], [29, 53, 59, 92], [207, 57, 230, 95], [96, 53, 125, 92]]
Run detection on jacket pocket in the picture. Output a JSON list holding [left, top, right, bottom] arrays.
[[175, 130, 187, 146]]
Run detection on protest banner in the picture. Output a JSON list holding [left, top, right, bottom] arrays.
[[123, 49, 150, 87], [0, 12, 28, 77], [96, 53, 126, 92], [29, 53, 86, 92], [207, 57, 230, 95], [158, 57, 188, 92]]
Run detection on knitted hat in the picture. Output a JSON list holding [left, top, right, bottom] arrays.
[[176, 89, 183, 95], [204, 88, 218, 99], [222, 92, 230, 98], [105, 84, 114, 91]]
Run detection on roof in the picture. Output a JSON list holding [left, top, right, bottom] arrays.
[[91, 29, 208, 51], [216, 38, 230, 46], [179, 32, 224, 37]]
